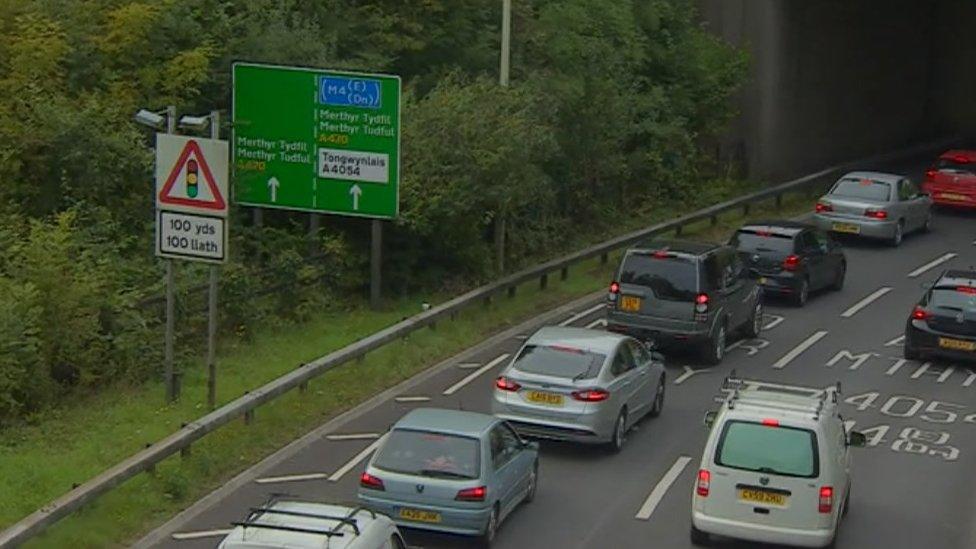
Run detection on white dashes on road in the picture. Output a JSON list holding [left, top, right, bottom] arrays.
[[907, 252, 957, 278], [255, 472, 329, 484], [841, 287, 892, 318], [585, 318, 607, 329], [171, 529, 234, 540], [329, 438, 384, 482], [456, 362, 481, 370], [674, 366, 709, 385], [394, 396, 431, 403], [762, 313, 785, 331], [772, 331, 829, 369], [325, 433, 380, 441], [635, 456, 693, 520], [558, 303, 605, 326], [443, 354, 511, 395]]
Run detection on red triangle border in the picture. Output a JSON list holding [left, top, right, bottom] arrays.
[[158, 139, 226, 210]]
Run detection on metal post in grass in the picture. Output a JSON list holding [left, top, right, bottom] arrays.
[[206, 110, 221, 410], [163, 106, 178, 403]]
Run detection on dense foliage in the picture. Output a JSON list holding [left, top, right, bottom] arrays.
[[0, 0, 746, 422]]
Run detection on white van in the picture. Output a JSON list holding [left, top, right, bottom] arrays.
[[218, 497, 407, 549], [691, 374, 866, 548]]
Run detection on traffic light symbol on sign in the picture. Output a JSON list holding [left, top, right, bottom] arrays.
[[186, 159, 199, 198]]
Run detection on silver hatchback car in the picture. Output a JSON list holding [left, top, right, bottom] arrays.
[[812, 171, 932, 246], [491, 326, 666, 452]]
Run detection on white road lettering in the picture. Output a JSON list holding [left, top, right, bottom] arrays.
[[326, 433, 380, 441], [772, 331, 828, 369], [443, 353, 511, 395], [884, 335, 905, 347], [635, 456, 692, 520], [255, 472, 329, 484], [762, 313, 785, 331], [727, 338, 770, 356], [886, 358, 908, 376], [329, 438, 384, 482], [558, 303, 605, 327], [826, 349, 879, 371], [907, 252, 957, 278], [172, 529, 234, 540], [841, 287, 892, 318], [585, 318, 607, 329], [674, 366, 710, 385], [910, 362, 955, 383]]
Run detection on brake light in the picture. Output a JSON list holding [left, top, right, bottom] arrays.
[[360, 472, 385, 491], [911, 306, 931, 321], [571, 388, 610, 402], [652, 250, 670, 259], [818, 486, 834, 513], [495, 376, 521, 392], [865, 209, 888, 219], [695, 293, 709, 314], [815, 202, 833, 213], [609, 281, 620, 294], [925, 169, 937, 180], [455, 486, 487, 502], [956, 286, 976, 295], [783, 254, 800, 272], [696, 469, 711, 497], [761, 418, 780, 427], [951, 154, 970, 164]]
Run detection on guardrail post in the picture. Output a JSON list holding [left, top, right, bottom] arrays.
[[507, 286, 516, 298], [600, 252, 608, 264], [144, 443, 155, 474], [244, 409, 255, 425], [560, 267, 568, 281], [450, 311, 458, 321], [483, 295, 492, 306], [540, 273, 548, 290], [710, 215, 718, 226], [675, 225, 683, 236], [429, 321, 437, 330], [180, 444, 191, 459], [299, 380, 309, 393], [743, 204, 751, 216]]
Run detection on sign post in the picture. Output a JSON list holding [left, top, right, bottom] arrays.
[[232, 62, 401, 307]]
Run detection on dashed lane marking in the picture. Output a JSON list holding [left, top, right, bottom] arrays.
[[325, 433, 380, 441], [457, 362, 481, 370], [255, 472, 329, 484], [558, 304, 605, 326], [394, 396, 431, 403], [443, 354, 511, 395], [885, 335, 905, 347], [635, 456, 693, 520], [172, 529, 234, 540], [841, 287, 892, 318], [772, 331, 829, 369], [329, 439, 384, 482], [907, 252, 957, 278]]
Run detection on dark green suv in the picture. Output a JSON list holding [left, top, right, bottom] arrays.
[[605, 239, 763, 364]]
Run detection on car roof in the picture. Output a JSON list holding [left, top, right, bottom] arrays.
[[220, 500, 387, 549], [838, 171, 903, 184], [525, 326, 626, 355], [737, 220, 811, 237], [394, 407, 498, 437], [939, 149, 976, 162], [937, 270, 976, 287], [630, 238, 722, 256]]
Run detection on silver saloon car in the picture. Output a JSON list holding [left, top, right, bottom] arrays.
[[357, 408, 538, 546], [491, 326, 666, 452], [812, 171, 932, 246]]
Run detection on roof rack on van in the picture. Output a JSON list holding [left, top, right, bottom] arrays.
[[719, 371, 841, 420], [238, 497, 379, 540]]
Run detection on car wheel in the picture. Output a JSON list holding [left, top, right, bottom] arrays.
[[649, 376, 666, 417], [831, 262, 846, 291], [843, 487, 850, 518], [923, 212, 933, 232], [690, 525, 711, 546], [608, 409, 627, 453], [743, 300, 763, 338], [703, 322, 726, 365], [524, 462, 538, 503], [479, 505, 499, 547], [904, 341, 921, 360], [890, 220, 904, 247], [793, 278, 809, 307]]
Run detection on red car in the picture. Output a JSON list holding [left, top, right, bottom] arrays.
[[921, 150, 976, 209]]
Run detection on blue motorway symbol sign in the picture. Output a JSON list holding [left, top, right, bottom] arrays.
[[318, 76, 382, 109]]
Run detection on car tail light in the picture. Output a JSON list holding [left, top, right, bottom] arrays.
[[818, 486, 834, 513], [571, 388, 610, 402], [360, 472, 385, 491], [925, 169, 937, 180], [951, 154, 970, 164], [652, 250, 670, 259], [815, 202, 832, 213], [956, 286, 976, 295], [911, 306, 931, 321], [609, 281, 620, 294], [694, 293, 709, 314], [865, 209, 888, 219], [455, 486, 487, 502], [495, 376, 521, 392], [696, 469, 711, 497], [761, 418, 780, 427], [783, 254, 800, 272]]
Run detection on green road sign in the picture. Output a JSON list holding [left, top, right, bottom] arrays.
[[232, 62, 401, 219]]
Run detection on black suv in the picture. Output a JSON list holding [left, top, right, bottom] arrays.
[[904, 270, 976, 362], [605, 239, 763, 364], [729, 221, 847, 306]]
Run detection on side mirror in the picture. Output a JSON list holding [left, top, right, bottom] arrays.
[[703, 411, 717, 429], [848, 431, 867, 447]]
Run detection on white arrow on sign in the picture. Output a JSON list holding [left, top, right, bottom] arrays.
[[267, 177, 280, 203], [349, 184, 362, 211]]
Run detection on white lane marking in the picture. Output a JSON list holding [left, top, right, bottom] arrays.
[[771, 331, 829, 369], [585, 318, 607, 329], [172, 529, 234, 540], [674, 366, 709, 385], [885, 335, 905, 347], [886, 359, 908, 376], [394, 396, 431, 403], [964, 372, 976, 387], [762, 314, 785, 331], [255, 472, 329, 484], [635, 456, 693, 520], [907, 252, 957, 278], [726, 338, 769, 356], [514, 335, 530, 341], [457, 362, 481, 370], [840, 287, 892, 318], [558, 303, 605, 326], [326, 433, 380, 441], [329, 439, 384, 482], [443, 354, 511, 395]]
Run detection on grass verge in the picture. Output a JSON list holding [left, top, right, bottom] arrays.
[[6, 185, 819, 548]]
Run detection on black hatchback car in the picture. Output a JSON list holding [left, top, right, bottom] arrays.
[[606, 239, 763, 365], [729, 221, 847, 306], [904, 270, 976, 362]]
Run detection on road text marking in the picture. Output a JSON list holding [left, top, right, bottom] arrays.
[[443, 354, 511, 395], [762, 314, 786, 331], [841, 287, 892, 318], [329, 439, 383, 482], [635, 456, 693, 520], [172, 529, 234, 540], [558, 304, 605, 326], [907, 253, 957, 278], [585, 318, 607, 329], [255, 472, 329, 484], [674, 366, 709, 385], [772, 331, 829, 369]]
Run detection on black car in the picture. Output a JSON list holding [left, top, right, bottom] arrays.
[[606, 239, 763, 365], [729, 221, 846, 306], [904, 270, 976, 362]]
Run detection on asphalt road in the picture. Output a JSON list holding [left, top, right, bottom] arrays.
[[144, 154, 976, 549]]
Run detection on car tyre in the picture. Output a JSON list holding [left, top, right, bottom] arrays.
[[904, 340, 921, 360], [843, 487, 850, 517], [649, 376, 666, 417], [743, 300, 763, 338], [608, 409, 627, 453], [792, 277, 809, 307], [690, 525, 711, 546], [702, 322, 726, 365], [524, 462, 538, 503], [831, 262, 846, 291], [889, 220, 904, 247], [479, 505, 499, 547], [923, 212, 933, 232]]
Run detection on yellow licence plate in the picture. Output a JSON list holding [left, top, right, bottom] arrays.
[[832, 222, 861, 234], [758, 277, 768, 285], [738, 488, 787, 506], [620, 295, 642, 312], [939, 337, 976, 351], [526, 391, 564, 406], [399, 508, 441, 523], [938, 193, 969, 201]]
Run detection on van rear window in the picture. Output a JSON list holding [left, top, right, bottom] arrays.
[[619, 253, 697, 301], [715, 421, 818, 478]]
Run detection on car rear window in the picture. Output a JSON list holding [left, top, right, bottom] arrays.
[[715, 420, 819, 478], [730, 230, 795, 254], [619, 253, 698, 301], [930, 287, 976, 311], [512, 344, 606, 379], [935, 158, 975, 175], [830, 178, 892, 201], [373, 429, 481, 479]]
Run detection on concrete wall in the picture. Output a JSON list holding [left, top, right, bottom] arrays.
[[698, 0, 976, 180]]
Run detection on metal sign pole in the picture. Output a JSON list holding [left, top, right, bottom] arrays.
[[207, 110, 220, 410], [164, 105, 178, 403]]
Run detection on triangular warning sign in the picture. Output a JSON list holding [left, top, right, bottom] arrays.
[[158, 140, 226, 210]]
